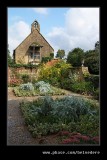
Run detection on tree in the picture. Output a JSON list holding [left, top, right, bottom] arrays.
[[56, 49, 65, 59], [95, 41, 100, 54], [67, 48, 84, 67], [84, 41, 99, 74], [8, 48, 13, 64]]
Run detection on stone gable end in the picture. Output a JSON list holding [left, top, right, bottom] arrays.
[[14, 20, 54, 64]]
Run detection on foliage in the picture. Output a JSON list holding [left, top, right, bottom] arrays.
[[14, 81, 65, 96], [84, 51, 99, 74], [21, 74, 30, 83], [50, 53, 54, 59], [56, 49, 65, 59], [70, 81, 94, 95], [8, 63, 39, 68], [14, 87, 39, 96], [93, 88, 99, 100], [20, 83, 34, 91], [95, 41, 100, 54], [84, 74, 99, 89], [73, 114, 99, 137], [84, 41, 100, 74], [35, 81, 53, 94], [20, 96, 99, 141], [38, 60, 71, 87], [41, 57, 51, 63], [60, 131, 99, 144], [67, 48, 84, 67], [8, 48, 14, 65], [60, 78, 72, 90]]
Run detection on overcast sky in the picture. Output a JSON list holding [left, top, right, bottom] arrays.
[[8, 7, 99, 57]]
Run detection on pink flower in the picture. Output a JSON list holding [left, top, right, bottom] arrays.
[[91, 136, 99, 142], [62, 138, 80, 144], [60, 131, 70, 136], [79, 135, 90, 141]]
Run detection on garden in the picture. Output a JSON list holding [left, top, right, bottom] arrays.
[[8, 42, 100, 144]]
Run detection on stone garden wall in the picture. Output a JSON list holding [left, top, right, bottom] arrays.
[[8, 67, 39, 83], [8, 66, 88, 83]]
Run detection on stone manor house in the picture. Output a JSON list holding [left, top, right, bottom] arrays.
[[13, 20, 54, 64]]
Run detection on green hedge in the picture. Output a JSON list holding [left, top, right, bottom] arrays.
[[8, 63, 39, 68]]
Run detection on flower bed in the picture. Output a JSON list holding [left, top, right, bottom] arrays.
[[20, 96, 99, 144], [13, 81, 65, 96]]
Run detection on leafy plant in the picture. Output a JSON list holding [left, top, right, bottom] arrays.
[[20, 82, 34, 91], [14, 81, 65, 96], [38, 60, 71, 87], [71, 81, 94, 95], [20, 96, 99, 140], [21, 74, 30, 83], [94, 88, 99, 100]]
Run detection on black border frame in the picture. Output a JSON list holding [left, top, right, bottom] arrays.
[[0, 0, 106, 159]]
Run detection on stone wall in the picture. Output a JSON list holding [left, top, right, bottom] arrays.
[[69, 67, 84, 81], [8, 67, 39, 83], [15, 29, 54, 64], [8, 66, 85, 84], [82, 66, 89, 75]]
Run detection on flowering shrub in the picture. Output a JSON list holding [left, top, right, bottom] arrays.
[[60, 132, 99, 144], [19, 82, 34, 91], [38, 61, 71, 87]]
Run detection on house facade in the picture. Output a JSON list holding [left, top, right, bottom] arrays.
[[13, 20, 54, 64]]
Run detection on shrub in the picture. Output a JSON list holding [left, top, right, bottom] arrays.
[[35, 81, 53, 94], [19, 82, 34, 91], [94, 88, 99, 100], [51, 96, 98, 122], [20, 96, 99, 139], [14, 81, 65, 97], [71, 81, 94, 95], [8, 63, 38, 68], [38, 61, 71, 87], [21, 74, 30, 83], [41, 57, 51, 63], [84, 74, 99, 89], [60, 132, 99, 144], [60, 78, 72, 90]]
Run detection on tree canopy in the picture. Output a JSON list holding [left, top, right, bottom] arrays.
[[56, 49, 65, 59], [8, 48, 13, 64], [67, 48, 84, 67], [84, 41, 99, 74]]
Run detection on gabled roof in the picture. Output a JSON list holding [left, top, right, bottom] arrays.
[[14, 29, 54, 51]]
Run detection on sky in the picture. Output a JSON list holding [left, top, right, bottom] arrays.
[[8, 7, 99, 57]]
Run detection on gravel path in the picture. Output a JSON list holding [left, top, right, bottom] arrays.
[[7, 87, 96, 145], [7, 99, 40, 145]]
